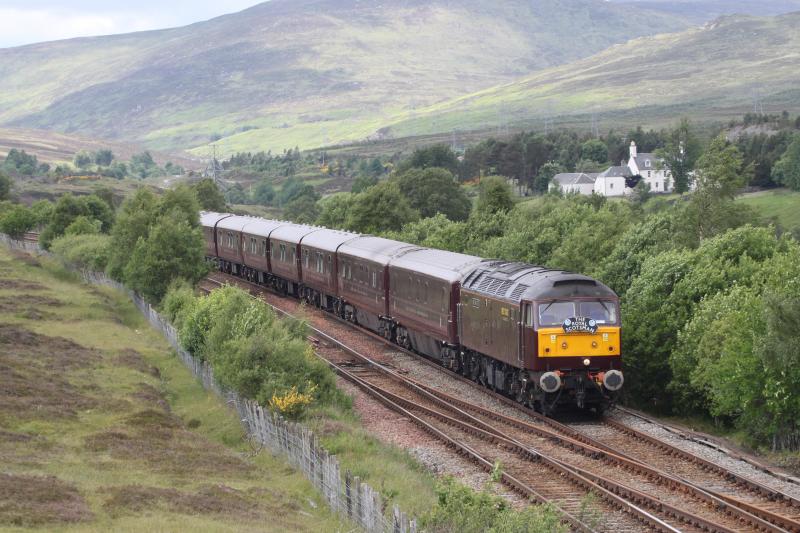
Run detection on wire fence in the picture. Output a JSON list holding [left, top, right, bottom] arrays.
[[1, 234, 417, 533]]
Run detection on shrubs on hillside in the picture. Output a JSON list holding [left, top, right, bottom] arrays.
[[50, 234, 112, 272], [164, 284, 348, 419]]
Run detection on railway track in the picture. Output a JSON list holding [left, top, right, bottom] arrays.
[[201, 272, 800, 532]]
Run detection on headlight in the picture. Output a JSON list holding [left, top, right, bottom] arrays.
[[539, 372, 562, 393], [603, 370, 624, 391]]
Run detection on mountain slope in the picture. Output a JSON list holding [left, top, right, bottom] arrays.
[[609, 1, 800, 24], [381, 12, 800, 138], [0, 0, 690, 153]]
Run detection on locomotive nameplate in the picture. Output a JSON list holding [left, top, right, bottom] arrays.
[[562, 316, 598, 334]]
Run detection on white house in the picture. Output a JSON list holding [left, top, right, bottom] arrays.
[[626, 141, 672, 193], [593, 165, 631, 197], [552, 172, 597, 195]]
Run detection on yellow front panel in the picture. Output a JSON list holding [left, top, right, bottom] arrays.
[[538, 327, 621, 357]]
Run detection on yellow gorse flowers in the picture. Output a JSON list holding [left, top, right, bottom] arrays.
[[269, 384, 317, 419]]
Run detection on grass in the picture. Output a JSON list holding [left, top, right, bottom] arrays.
[[737, 188, 800, 230], [0, 246, 347, 532]]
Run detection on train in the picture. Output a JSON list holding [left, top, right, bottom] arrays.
[[201, 212, 623, 415]]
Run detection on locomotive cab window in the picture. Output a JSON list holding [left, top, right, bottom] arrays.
[[578, 301, 617, 324], [538, 301, 575, 326], [524, 303, 534, 327]]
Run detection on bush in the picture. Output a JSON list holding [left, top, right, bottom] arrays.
[[50, 234, 112, 271], [421, 478, 566, 533], [0, 204, 36, 238], [172, 285, 347, 419]]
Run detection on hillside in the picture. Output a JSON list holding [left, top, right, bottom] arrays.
[[0, 246, 343, 531], [0, 0, 690, 154], [610, 0, 800, 23], [0, 127, 200, 168], [381, 12, 800, 138]]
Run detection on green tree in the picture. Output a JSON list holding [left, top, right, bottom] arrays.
[[656, 118, 702, 194], [93, 149, 114, 166], [0, 170, 10, 201], [476, 176, 514, 215], [394, 167, 471, 221], [680, 135, 751, 244], [346, 181, 418, 233], [29, 200, 54, 227], [316, 193, 355, 229], [0, 204, 36, 238], [580, 139, 608, 164], [107, 188, 159, 280], [253, 180, 275, 205], [123, 212, 206, 302], [771, 134, 800, 191], [351, 174, 378, 194], [130, 151, 159, 178], [284, 191, 321, 224], [39, 193, 101, 248], [193, 178, 226, 211], [73, 151, 92, 169], [533, 162, 564, 195], [64, 215, 101, 236], [388, 213, 468, 252], [398, 144, 459, 174]]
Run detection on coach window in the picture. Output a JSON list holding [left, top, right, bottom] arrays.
[[441, 287, 447, 311], [279, 244, 286, 262], [303, 249, 309, 268], [371, 271, 377, 288], [416, 279, 421, 302]]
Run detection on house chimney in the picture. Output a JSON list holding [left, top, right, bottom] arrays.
[[630, 141, 637, 158]]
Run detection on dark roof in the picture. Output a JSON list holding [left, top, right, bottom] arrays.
[[338, 236, 420, 266], [300, 229, 360, 253], [216, 215, 258, 232], [633, 153, 662, 171], [270, 223, 319, 244], [389, 249, 483, 283], [598, 166, 631, 178], [200, 211, 232, 228], [462, 261, 617, 302], [553, 172, 596, 185], [241, 219, 287, 238]]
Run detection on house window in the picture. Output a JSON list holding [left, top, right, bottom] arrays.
[[610, 183, 614, 190], [645, 159, 651, 168]]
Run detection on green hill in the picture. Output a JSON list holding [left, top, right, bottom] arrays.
[[0, 0, 689, 155], [381, 12, 800, 138]]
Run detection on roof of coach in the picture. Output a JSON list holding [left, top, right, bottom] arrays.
[[241, 219, 286, 238], [338, 236, 420, 265], [389, 249, 484, 283], [462, 261, 617, 302], [200, 212, 232, 228], [300, 228, 360, 253], [216, 215, 258, 232], [270, 223, 320, 244]]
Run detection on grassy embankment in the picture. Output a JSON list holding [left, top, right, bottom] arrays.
[[0, 246, 347, 532], [737, 188, 800, 231]]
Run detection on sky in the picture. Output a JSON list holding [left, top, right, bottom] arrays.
[[0, 1, 265, 48]]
